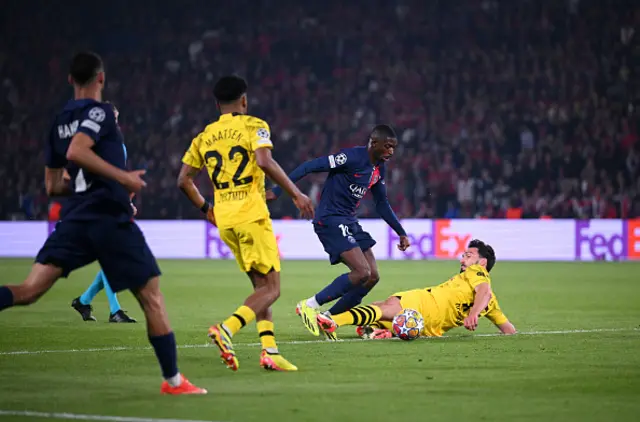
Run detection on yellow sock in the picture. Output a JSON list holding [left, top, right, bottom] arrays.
[[333, 305, 382, 327], [222, 305, 256, 337], [257, 320, 278, 353]]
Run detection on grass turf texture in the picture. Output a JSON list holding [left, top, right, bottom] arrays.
[[0, 258, 639, 422]]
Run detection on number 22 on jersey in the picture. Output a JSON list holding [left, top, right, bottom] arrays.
[[205, 146, 253, 190]]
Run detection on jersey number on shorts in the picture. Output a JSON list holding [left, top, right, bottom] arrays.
[[339, 224, 353, 237], [205, 146, 254, 190]]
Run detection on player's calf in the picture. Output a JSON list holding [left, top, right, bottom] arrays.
[[0, 264, 61, 309], [133, 277, 206, 393]]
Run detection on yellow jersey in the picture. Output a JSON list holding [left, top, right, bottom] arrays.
[[427, 264, 507, 335], [182, 113, 273, 229]]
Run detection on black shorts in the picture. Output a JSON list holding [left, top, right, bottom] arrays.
[[36, 219, 161, 292]]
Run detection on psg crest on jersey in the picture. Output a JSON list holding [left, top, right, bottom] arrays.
[[370, 169, 381, 185]]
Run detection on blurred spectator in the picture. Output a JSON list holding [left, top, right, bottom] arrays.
[[1, 0, 638, 220]]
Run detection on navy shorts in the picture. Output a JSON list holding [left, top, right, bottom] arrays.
[[35, 219, 161, 292], [313, 220, 376, 265]]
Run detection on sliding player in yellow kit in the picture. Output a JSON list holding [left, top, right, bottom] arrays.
[[178, 75, 314, 371], [317, 239, 517, 339]]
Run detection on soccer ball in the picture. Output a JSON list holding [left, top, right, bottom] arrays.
[[392, 309, 424, 341]]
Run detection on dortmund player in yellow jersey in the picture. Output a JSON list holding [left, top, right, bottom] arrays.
[[177, 75, 314, 371], [317, 239, 517, 338]]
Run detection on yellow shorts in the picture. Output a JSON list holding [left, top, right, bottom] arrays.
[[219, 218, 281, 274], [391, 289, 443, 337]]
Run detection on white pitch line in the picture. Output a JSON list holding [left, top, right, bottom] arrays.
[[0, 327, 637, 357], [0, 410, 225, 422]]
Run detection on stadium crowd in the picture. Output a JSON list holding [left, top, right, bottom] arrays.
[[1, 0, 638, 221]]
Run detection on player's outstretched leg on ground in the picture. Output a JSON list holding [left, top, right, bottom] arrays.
[[0, 263, 62, 312], [317, 296, 401, 337], [132, 277, 207, 395], [296, 248, 374, 339]]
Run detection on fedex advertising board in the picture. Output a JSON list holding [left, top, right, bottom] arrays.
[[1, 220, 638, 261]]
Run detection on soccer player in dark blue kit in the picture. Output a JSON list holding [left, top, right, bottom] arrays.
[[0, 52, 206, 395], [268, 125, 411, 340]]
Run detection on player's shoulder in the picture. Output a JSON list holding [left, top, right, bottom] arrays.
[[80, 101, 114, 121], [340, 145, 366, 155], [199, 121, 219, 135], [238, 114, 270, 129], [464, 264, 491, 281], [331, 146, 366, 166]]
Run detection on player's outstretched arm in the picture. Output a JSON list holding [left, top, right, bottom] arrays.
[[67, 132, 146, 193], [464, 282, 493, 331], [255, 148, 314, 219], [177, 164, 215, 225], [370, 181, 410, 251], [270, 156, 333, 198], [496, 321, 517, 335], [44, 167, 71, 197]]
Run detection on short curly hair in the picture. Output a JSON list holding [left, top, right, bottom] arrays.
[[468, 239, 496, 272]]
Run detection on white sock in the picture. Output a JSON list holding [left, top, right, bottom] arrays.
[[166, 372, 182, 387], [306, 296, 320, 309]]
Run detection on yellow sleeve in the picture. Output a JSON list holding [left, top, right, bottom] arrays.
[[245, 117, 273, 151], [465, 264, 491, 289], [485, 299, 509, 326], [182, 133, 205, 169]]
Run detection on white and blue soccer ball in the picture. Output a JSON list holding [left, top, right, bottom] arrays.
[[392, 309, 424, 341]]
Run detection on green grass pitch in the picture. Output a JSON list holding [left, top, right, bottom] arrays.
[[0, 258, 639, 422]]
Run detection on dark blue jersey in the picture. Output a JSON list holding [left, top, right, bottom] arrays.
[[273, 146, 406, 236], [46, 99, 132, 222]]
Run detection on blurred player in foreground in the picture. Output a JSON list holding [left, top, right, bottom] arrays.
[[268, 125, 410, 340], [0, 52, 206, 395], [316, 239, 517, 339], [178, 75, 314, 371], [69, 104, 135, 323]]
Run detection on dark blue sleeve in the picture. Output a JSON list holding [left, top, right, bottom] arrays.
[[45, 122, 66, 168], [371, 178, 407, 237], [76, 104, 114, 143], [272, 156, 333, 197]]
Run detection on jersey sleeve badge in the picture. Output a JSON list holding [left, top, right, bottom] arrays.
[[88, 107, 106, 122], [329, 152, 348, 168]]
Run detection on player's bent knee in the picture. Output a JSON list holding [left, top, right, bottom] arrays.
[[352, 266, 371, 284], [368, 269, 380, 284]]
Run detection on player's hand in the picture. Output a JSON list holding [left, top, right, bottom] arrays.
[[121, 170, 147, 193], [464, 314, 479, 331], [62, 169, 71, 183], [293, 193, 315, 219], [265, 190, 277, 201], [206, 207, 217, 227], [397, 235, 411, 251]]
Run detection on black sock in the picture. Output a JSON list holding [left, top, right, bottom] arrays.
[[149, 332, 179, 379], [0, 286, 14, 311], [329, 284, 370, 314]]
